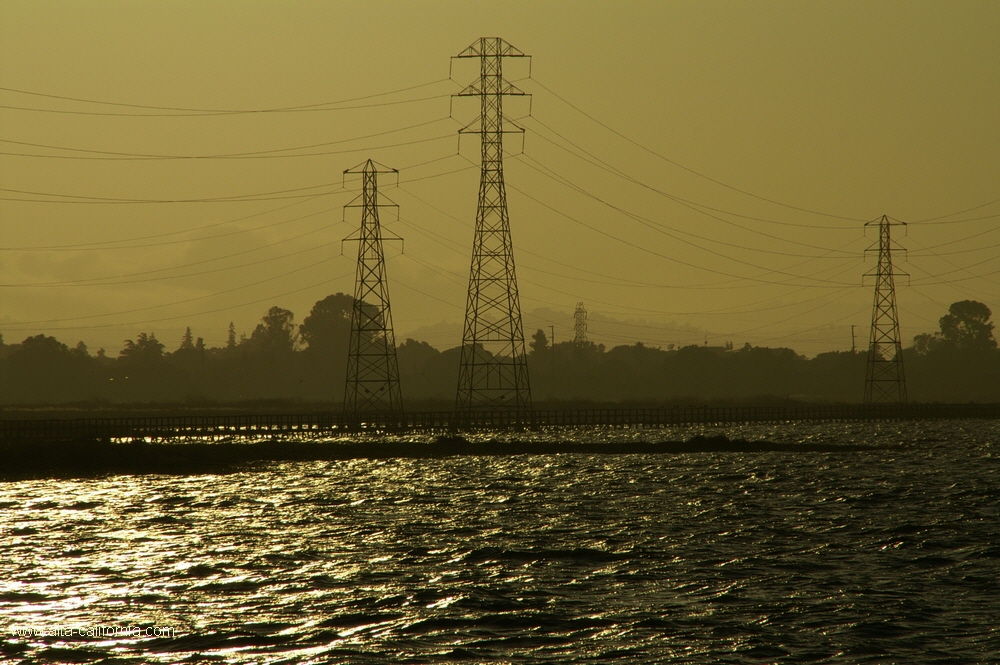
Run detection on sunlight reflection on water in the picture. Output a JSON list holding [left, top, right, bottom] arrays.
[[1, 420, 998, 663]]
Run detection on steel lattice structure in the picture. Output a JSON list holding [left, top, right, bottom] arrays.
[[453, 38, 532, 411], [574, 302, 588, 344], [864, 214, 908, 403], [343, 159, 403, 414]]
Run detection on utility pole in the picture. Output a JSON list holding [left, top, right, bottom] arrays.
[[574, 302, 588, 344], [851, 325, 856, 354], [343, 159, 403, 414], [863, 214, 907, 403], [550, 324, 555, 373], [453, 37, 532, 411]]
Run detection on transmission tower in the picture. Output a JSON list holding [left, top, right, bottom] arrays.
[[453, 37, 532, 411], [343, 159, 403, 414], [574, 302, 588, 344], [863, 214, 907, 404]]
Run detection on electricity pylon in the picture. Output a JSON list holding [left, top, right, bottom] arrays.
[[863, 214, 907, 403], [343, 159, 403, 414], [574, 302, 588, 344], [453, 37, 532, 411]]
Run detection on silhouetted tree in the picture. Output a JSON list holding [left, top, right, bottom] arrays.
[[7, 334, 98, 402], [248, 307, 298, 354], [292, 294, 353, 401], [179, 327, 195, 351], [229, 307, 300, 399], [120, 333, 165, 364], [806, 350, 867, 400], [914, 300, 996, 354], [397, 338, 451, 400], [115, 333, 168, 400], [907, 300, 999, 401], [169, 328, 204, 399], [939, 300, 995, 351], [3, 293, 997, 406], [530, 328, 549, 356], [299, 294, 354, 354]]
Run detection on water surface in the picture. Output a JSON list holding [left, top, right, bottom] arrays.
[[2, 421, 998, 663]]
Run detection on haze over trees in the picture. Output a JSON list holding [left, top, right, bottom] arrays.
[[0, 296, 996, 406]]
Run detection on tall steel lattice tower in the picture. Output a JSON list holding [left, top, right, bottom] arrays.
[[343, 159, 403, 414], [453, 37, 532, 411], [574, 302, 588, 344], [863, 214, 907, 403]]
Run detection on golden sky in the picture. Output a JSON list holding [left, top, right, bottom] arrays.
[[2, 1, 998, 357]]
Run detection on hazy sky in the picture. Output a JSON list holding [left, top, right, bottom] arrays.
[[2, 1, 998, 357]]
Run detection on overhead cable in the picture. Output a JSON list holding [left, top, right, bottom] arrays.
[[530, 78, 867, 222]]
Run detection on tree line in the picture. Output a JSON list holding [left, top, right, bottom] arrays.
[[0, 296, 996, 406]]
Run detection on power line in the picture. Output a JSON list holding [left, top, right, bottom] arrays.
[[1, 196, 337, 251], [9, 271, 356, 334], [2, 231, 339, 288], [0, 116, 449, 158], [0, 85, 456, 118], [0, 130, 456, 161], [399, 185, 744, 292], [506, 179, 856, 289], [511, 156, 866, 284], [727, 288, 863, 339], [516, 152, 862, 259], [909, 211, 1000, 226], [905, 266, 998, 305], [524, 115, 858, 231], [392, 260, 464, 310], [746, 305, 869, 348], [905, 226, 1000, 255], [396, 152, 467, 176], [396, 161, 476, 184], [5, 255, 346, 327], [394, 215, 467, 257], [0, 78, 453, 114], [910, 251, 1000, 283], [530, 77, 867, 222], [0, 94, 447, 117], [898, 304, 941, 328], [879, 217, 1000, 290], [397, 182, 859, 292], [1, 181, 342, 204], [399, 252, 466, 288], [397, 184, 743, 291], [903, 279, 962, 314], [398, 230, 862, 322], [911, 197, 1000, 224]]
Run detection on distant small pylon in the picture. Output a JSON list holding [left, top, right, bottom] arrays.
[[343, 159, 403, 414], [863, 214, 907, 404], [574, 302, 588, 344]]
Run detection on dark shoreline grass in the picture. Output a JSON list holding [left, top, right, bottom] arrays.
[[0, 435, 888, 481]]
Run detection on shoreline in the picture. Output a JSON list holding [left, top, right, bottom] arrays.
[[1, 435, 887, 481]]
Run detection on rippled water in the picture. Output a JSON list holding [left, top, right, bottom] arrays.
[[2, 421, 999, 664]]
